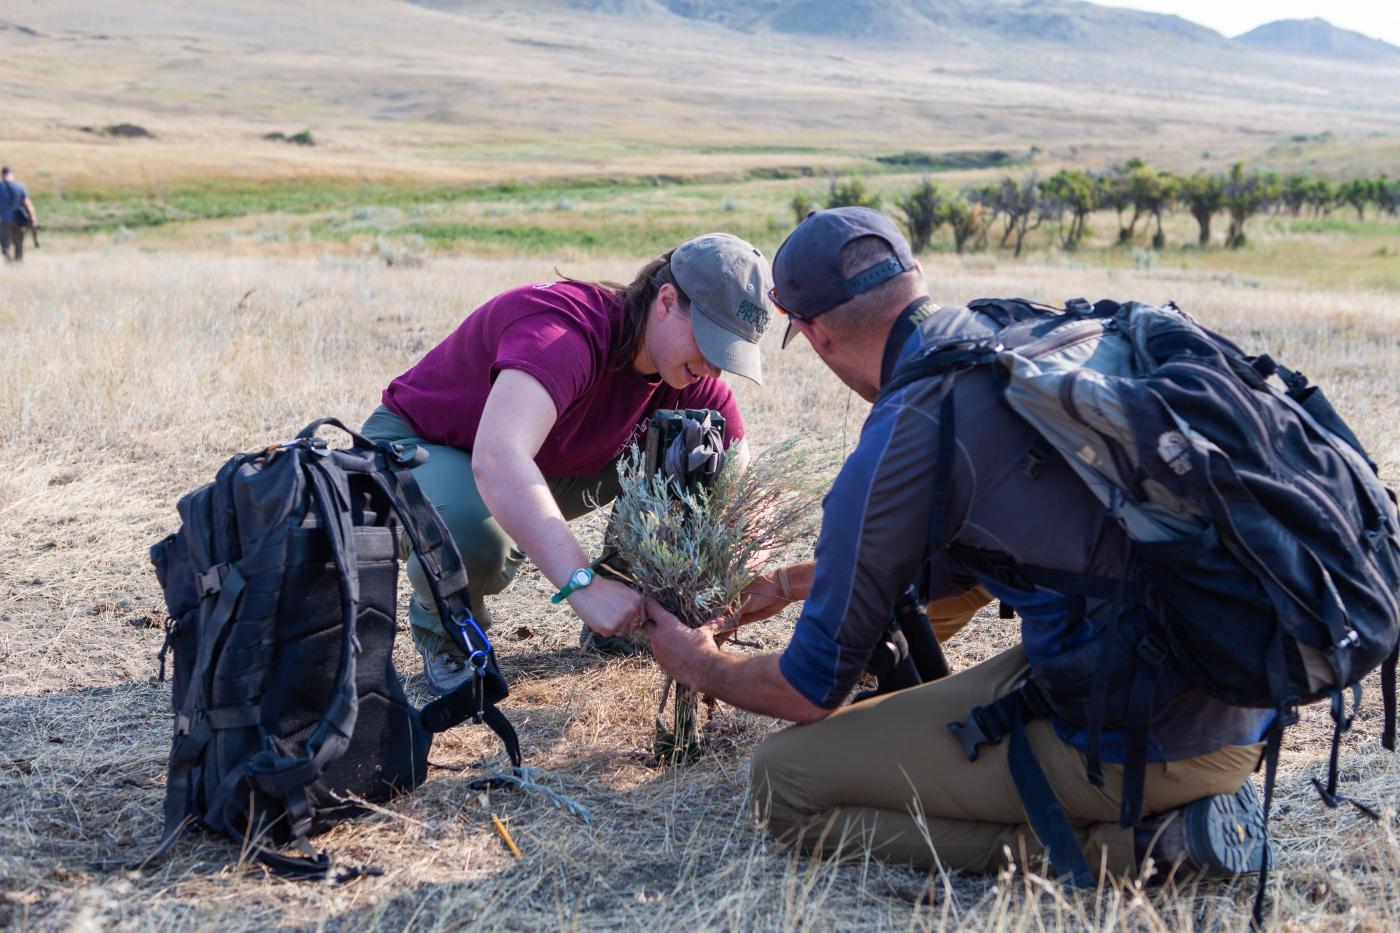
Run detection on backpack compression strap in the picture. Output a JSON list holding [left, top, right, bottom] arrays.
[[369, 456, 522, 776], [947, 681, 1095, 887], [240, 456, 364, 859]]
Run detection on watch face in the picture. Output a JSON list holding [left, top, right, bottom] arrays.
[[572, 568, 593, 587]]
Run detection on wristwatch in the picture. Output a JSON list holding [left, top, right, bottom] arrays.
[[550, 566, 595, 604]]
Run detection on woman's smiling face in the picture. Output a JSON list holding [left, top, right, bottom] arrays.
[[635, 284, 723, 389]]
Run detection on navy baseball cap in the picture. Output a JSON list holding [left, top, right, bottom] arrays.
[[770, 207, 916, 348]]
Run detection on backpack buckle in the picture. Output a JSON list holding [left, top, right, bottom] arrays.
[[947, 713, 994, 762], [196, 563, 229, 597]]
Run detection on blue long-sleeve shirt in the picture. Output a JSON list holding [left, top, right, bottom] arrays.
[[778, 303, 1271, 761]]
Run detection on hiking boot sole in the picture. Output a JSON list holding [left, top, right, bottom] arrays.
[[1185, 781, 1274, 877]]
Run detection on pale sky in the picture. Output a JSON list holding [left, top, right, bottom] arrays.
[[1098, 1, 1400, 46]]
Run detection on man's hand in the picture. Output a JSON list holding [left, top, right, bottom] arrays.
[[643, 600, 721, 690], [643, 596, 831, 724]]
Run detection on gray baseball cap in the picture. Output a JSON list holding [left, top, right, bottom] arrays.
[[670, 232, 774, 385]]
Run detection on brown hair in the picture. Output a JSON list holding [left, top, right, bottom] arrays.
[[562, 250, 692, 371]]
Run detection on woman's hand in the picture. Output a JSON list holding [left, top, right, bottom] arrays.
[[731, 583, 789, 629], [727, 565, 805, 629], [568, 576, 646, 637]]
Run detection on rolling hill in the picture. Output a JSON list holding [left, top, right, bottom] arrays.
[[1237, 18, 1400, 64]]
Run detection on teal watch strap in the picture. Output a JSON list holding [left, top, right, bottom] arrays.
[[551, 566, 595, 604]]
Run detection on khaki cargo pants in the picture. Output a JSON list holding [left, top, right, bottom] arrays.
[[749, 590, 1261, 876]]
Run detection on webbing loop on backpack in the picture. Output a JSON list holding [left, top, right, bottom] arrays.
[[1118, 636, 1165, 828], [1007, 719, 1096, 888], [947, 681, 1093, 886]]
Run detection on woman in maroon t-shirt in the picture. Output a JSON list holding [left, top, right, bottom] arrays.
[[364, 233, 774, 693]]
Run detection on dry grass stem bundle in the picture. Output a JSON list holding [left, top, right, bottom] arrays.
[[608, 436, 827, 761]]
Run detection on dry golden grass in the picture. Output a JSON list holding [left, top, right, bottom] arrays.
[[2, 246, 1400, 930]]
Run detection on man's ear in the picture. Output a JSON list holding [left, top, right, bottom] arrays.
[[801, 317, 836, 356]]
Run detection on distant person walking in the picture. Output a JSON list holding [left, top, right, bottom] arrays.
[[0, 166, 38, 263]]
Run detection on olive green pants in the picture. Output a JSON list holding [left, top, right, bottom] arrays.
[[749, 593, 1262, 877], [362, 406, 621, 646]]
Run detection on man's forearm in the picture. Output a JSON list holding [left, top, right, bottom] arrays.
[[695, 650, 829, 724]]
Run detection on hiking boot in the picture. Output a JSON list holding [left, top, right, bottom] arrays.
[[1137, 781, 1274, 880], [413, 629, 473, 696], [578, 623, 650, 658]]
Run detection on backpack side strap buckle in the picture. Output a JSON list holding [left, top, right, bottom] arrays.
[[948, 713, 996, 762], [948, 681, 1051, 762], [196, 564, 225, 597]]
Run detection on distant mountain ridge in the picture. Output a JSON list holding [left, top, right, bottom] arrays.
[[1237, 18, 1400, 63], [413, 0, 1400, 65], [621, 0, 1230, 49]]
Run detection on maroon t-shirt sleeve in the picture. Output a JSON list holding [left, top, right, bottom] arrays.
[[489, 301, 601, 420], [679, 377, 746, 447]]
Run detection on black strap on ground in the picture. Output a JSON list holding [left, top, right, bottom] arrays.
[[1310, 684, 1380, 820], [1251, 632, 1298, 928], [466, 706, 525, 790], [254, 846, 332, 880]]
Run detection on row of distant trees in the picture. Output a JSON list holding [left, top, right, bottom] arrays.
[[791, 162, 1400, 255]]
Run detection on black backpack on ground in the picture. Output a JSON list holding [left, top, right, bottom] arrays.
[[882, 298, 1400, 922], [148, 418, 520, 877]]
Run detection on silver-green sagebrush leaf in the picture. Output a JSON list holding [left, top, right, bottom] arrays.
[[606, 436, 829, 762]]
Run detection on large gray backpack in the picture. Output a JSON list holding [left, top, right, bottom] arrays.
[[148, 418, 520, 877], [882, 298, 1400, 921]]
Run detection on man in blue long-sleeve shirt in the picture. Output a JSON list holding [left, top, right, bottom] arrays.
[[644, 207, 1272, 883]]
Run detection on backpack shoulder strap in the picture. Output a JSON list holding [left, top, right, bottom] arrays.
[[241, 454, 361, 846], [368, 452, 521, 774], [878, 341, 1000, 403]]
